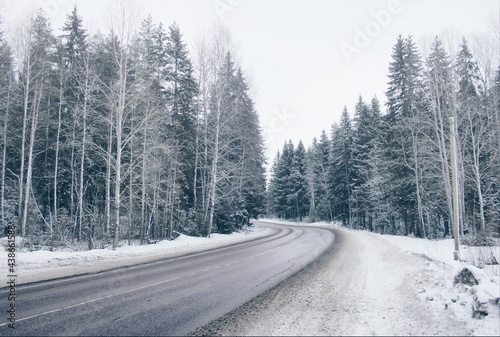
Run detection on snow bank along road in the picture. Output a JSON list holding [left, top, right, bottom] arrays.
[[193, 223, 498, 336], [0, 222, 334, 336]]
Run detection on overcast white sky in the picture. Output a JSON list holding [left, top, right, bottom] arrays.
[[1, 0, 499, 165]]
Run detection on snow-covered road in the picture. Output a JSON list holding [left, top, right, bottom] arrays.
[[2, 221, 499, 335], [193, 221, 500, 336], [1, 223, 335, 335], [1, 226, 274, 286]]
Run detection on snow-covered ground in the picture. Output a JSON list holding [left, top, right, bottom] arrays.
[[254, 219, 500, 336], [195, 219, 500, 336], [0, 226, 274, 286]]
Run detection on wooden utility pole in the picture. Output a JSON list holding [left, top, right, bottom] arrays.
[[449, 117, 460, 261]]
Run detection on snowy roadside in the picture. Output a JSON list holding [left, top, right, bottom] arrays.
[[0, 225, 274, 286], [194, 219, 500, 336]]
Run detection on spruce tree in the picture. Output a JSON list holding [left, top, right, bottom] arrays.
[[382, 35, 423, 235], [232, 68, 266, 222], [165, 22, 198, 206], [271, 141, 295, 219], [289, 140, 308, 220], [307, 130, 332, 222], [351, 96, 373, 229], [329, 107, 353, 226]]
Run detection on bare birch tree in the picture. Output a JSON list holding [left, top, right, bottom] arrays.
[[106, 1, 140, 248]]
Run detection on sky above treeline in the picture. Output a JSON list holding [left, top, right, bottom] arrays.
[[1, 0, 499, 165]]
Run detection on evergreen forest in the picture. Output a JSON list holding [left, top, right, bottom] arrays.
[[268, 35, 499, 240], [1, 7, 499, 252], [0, 7, 266, 249]]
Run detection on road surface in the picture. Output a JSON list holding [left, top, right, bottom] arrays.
[[1, 221, 335, 336]]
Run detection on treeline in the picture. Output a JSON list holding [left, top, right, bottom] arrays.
[[0, 6, 266, 250], [268, 35, 499, 239]]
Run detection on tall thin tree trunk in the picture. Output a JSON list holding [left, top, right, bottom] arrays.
[[201, 103, 210, 231], [22, 85, 42, 237], [113, 112, 122, 248], [105, 115, 113, 235], [78, 69, 89, 247], [141, 111, 148, 244], [467, 110, 486, 233], [19, 54, 31, 235], [169, 163, 177, 240], [110, 2, 134, 248], [207, 98, 221, 238], [70, 117, 77, 237], [128, 131, 134, 246], [431, 84, 453, 229], [53, 73, 63, 236], [193, 96, 201, 209], [411, 127, 425, 237], [1, 74, 12, 230], [113, 47, 128, 248], [151, 171, 159, 240], [113, 86, 124, 249]]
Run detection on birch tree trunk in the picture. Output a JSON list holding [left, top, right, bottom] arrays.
[[410, 126, 426, 237], [113, 68, 125, 248], [22, 85, 42, 237], [18, 40, 32, 236], [1, 72, 12, 230], [78, 57, 91, 248], [108, 2, 137, 249], [53, 69, 64, 235], [194, 37, 211, 234], [70, 119, 76, 235], [207, 94, 222, 237], [128, 125, 134, 246], [466, 108, 487, 233], [140, 109, 148, 244], [429, 83, 454, 234], [105, 114, 113, 235]]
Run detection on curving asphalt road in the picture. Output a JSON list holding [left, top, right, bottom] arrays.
[[1, 221, 335, 336]]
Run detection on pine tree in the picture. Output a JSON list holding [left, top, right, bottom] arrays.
[[289, 140, 308, 221], [267, 150, 281, 217], [366, 96, 387, 233], [382, 35, 424, 236], [231, 69, 266, 223], [61, 6, 87, 69], [307, 130, 332, 222], [165, 22, 198, 209], [329, 107, 353, 226], [270, 141, 295, 219], [351, 96, 373, 229]]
